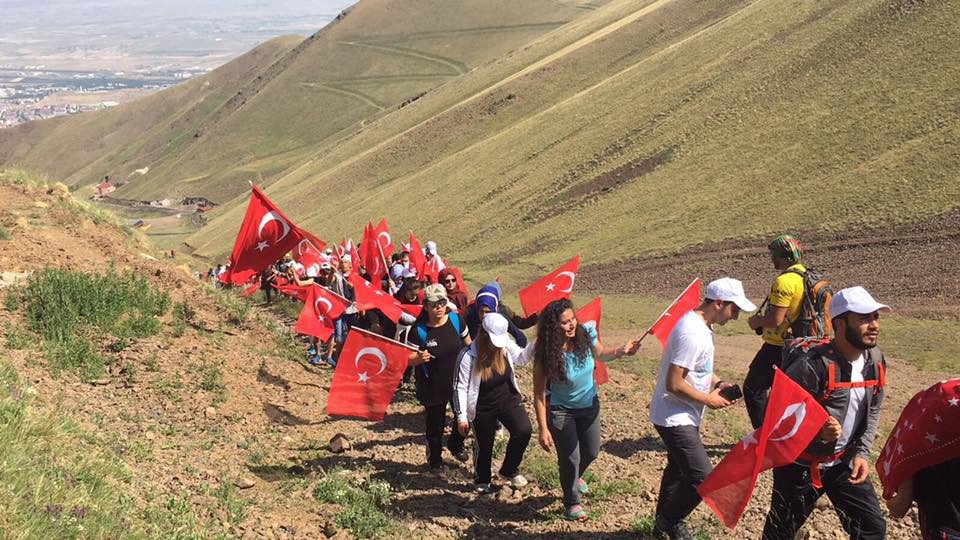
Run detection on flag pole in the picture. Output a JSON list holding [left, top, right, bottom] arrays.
[[640, 277, 701, 343], [349, 326, 419, 352]]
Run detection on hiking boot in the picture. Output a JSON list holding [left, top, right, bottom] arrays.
[[499, 472, 528, 488], [474, 483, 493, 494], [653, 516, 694, 540]]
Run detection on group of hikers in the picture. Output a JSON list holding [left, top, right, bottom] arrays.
[[241, 234, 957, 540]]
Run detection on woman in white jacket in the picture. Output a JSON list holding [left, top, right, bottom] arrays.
[[454, 313, 533, 493]]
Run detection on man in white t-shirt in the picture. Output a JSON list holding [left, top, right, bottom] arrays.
[[650, 277, 756, 540]]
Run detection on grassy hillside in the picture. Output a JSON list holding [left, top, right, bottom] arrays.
[[184, 0, 958, 280], [0, 0, 601, 204]]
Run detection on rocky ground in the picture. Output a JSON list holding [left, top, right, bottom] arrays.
[[0, 181, 945, 539]]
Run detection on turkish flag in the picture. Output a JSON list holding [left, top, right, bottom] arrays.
[[222, 184, 308, 285], [294, 284, 350, 341], [648, 278, 701, 346], [349, 272, 404, 323], [698, 368, 829, 528], [422, 254, 443, 284], [407, 231, 427, 278], [576, 297, 607, 385], [449, 266, 469, 297], [362, 222, 388, 281], [400, 303, 423, 319], [275, 283, 310, 303], [518, 255, 580, 317], [374, 218, 394, 256], [292, 234, 326, 269], [326, 328, 414, 421], [877, 377, 960, 499]]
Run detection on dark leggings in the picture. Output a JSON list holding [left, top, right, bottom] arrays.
[[424, 400, 465, 467], [743, 343, 783, 429], [472, 396, 531, 484]]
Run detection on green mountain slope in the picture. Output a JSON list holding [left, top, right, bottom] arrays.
[[0, 0, 602, 203], [188, 0, 959, 278]]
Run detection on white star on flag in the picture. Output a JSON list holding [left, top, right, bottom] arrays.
[[925, 433, 940, 444], [740, 432, 758, 449], [935, 414, 943, 423], [897, 443, 904, 455], [358, 372, 369, 383], [255, 240, 269, 252], [545, 282, 556, 291], [949, 397, 959, 407]]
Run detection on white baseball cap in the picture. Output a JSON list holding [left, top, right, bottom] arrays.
[[482, 312, 511, 348], [705, 277, 757, 312], [830, 286, 891, 318]]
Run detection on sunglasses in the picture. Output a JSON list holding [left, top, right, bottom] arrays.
[[443, 278, 457, 284], [426, 300, 447, 309]]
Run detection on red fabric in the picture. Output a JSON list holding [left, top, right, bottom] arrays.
[[239, 281, 260, 297], [878, 377, 960, 499], [576, 297, 607, 385], [374, 218, 394, 256], [517, 255, 580, 317], [222, 184, 309, 285], [699, 368, 829, 528], [400, 303, 423, 319], [648, 278, 702, 346], [326, 328, 412, 421], [292, 235, 326, 270], [448, 267, 469, 297], [294, 284, 350, 341], [407, 231, 428, 279], [361, 223, 387, 281], [422, 255, 442, 284], [275, 284, 309, 303], [349, 272, 404, 323]]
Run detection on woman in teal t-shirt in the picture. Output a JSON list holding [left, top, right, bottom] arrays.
[[531, 299, 642, 520]]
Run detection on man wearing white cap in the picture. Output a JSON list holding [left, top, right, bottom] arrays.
[[761, 286, 889, 540], [651, 277, 756, 540]]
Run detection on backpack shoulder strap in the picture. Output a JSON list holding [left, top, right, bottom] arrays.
[[449, 312, 461, 335], [415, 324, 427, 348]]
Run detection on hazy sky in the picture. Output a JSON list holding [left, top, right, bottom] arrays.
[[0, 0, 356, 69]]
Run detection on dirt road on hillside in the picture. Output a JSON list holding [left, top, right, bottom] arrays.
[[580, 208, 960, 318]]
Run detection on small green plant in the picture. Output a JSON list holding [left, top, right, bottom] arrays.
[[199, 360, 226, 404], [632, 515, 656, 534], [4, 287, 22, 311], [0, 226, 12, 240], [44, 336, 105, 380], [524, 449, 560, 489], [314, 470, 395, 538], [581, 470, 641, 501], [213, 289, 250, 326], [171, 301, 196, 338], [3, 322, 35, 350], [214, 481, 247, 525]]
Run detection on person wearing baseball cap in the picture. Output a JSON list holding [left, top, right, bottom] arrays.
[[409, 284, 471, 470], [651, 277, 754, 539], [453, 312, 534, 493], [761, 286, 890, 540]]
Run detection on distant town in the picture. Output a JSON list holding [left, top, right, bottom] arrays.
[[0, 65, 210, 128]]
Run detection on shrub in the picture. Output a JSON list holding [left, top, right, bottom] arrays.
[[314, 471, 395, 538]]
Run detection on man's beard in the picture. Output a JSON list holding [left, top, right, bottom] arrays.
[[845, 324, 876, 350]]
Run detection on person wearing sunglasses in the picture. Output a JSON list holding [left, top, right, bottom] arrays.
[[409, 284, 472, 470], [438, 268, 469, 313]]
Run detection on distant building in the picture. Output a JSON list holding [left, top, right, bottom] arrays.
[[94, 181, 115, 197]]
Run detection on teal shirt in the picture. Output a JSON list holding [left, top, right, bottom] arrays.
[[548, 324, 599, 409]]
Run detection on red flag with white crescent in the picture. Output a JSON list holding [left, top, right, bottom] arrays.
[[407, 231, 427, 279], [292, 234, 326, 269], [698, 368, 829, 528], [275, 283, 310, 303], [374, 218, 394, 256], [349, 272, 404, 323], [222, 184, 309, 285], [362, 222, 387, 281], [294, 284, 350, 341], [517, 255, 580, 317], [576, 297, 607, 385], [326, 328, 415, 420], [648, 278, 701, 346]]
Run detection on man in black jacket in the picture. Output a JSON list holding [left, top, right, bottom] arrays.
[[762, 286, 889, 540]]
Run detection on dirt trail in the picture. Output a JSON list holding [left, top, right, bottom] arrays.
[[0, 182, 942, 539]]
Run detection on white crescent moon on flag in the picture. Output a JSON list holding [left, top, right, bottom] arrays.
[[769, 402, 807, 442], [296, 238, 316, 257], [556, 271, 576, 293], [355, 347, 388, 376], [258, 211, 291, 242], [315, 296, 334, 316], [378, 231, 391, 248]]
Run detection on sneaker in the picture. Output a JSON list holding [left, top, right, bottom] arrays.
[[307, 346, 317, 356], [325, 356, 337, 368], [653, 516, 694, 540], [474, 483, 492, 494], [451, 448, 470, 463], [564, 504, 588, 521], [576, 477, 589, 495], [308, 355, 323, 366], [499, 472, 528, 488]]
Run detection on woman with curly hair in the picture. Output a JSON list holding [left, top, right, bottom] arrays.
[[532, 298, 642, 520]]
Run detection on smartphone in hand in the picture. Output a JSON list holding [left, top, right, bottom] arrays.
[[719, 384, 743, 401]]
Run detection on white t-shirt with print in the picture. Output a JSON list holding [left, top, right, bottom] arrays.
[[650, 311, 715, 427]]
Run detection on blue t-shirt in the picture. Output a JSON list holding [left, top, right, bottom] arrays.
[[548, 324, 599, 409]]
